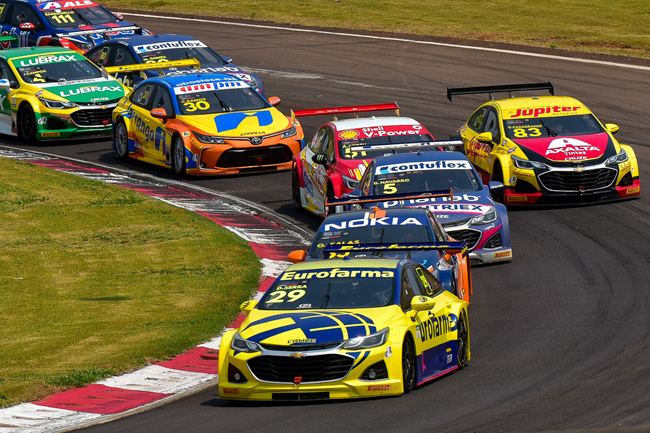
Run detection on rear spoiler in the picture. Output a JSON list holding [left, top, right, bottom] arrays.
[[349, 139, 463, 153], [324, 241, 469, 257], [326, 190, 453, 208], [104, 59, 201, 75], [0, 34, 18, 47], [447, 82, 554, 101], [292, 102, 399, 120], [57, 25, 142, 39]]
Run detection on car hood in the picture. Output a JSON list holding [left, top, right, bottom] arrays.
[[510, 132, 611, 162], [182, 108, 291, 137], [378, 191, 495, 223], [238, 308, 398, 347], [39, 78, 125, 104]]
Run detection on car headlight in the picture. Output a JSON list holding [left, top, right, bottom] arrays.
[[38, 96, 76, 110], [342, 328, 389, 350], [230, 332, 262, 353], [341, 175, 359, 190], [193, 131, 225, 144], [511, 155, 546, 170], [606, 149, 628, 166], [281, 125, 297, 139], [470, 207, 498, 225]]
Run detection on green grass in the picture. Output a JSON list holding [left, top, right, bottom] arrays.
[[0, 158, 261, 407], [106, 0, 650, 59]]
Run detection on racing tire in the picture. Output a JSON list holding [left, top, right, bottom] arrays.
[[491, 165, 505, 204], [171, 135, 186, 176], [18, 104, 37, 144], [114, 120, 129, 161], [402, 335, 416, 394], [457, 312, 469, 369], [291, 166, 302, 209]]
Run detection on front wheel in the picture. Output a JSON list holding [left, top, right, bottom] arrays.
[[171, 135, 186, 175], [18, 104, 36, 143], [114, 119, 129, 161], [457, 312, 469, 369], [291, 166, 302, 209], [402, 336, 415, 393], [491, 165, 505, 204]]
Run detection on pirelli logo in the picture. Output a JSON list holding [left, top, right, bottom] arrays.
[[507, 196, 528, 202], [367, 385, 391, 391], [626, 186, 640, 195], [494, 251, 512, 258]]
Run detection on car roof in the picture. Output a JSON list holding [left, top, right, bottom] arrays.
[[373, 150, 470, 166], [492, 95, 588, 111], [285, 257, 403, 271], [0, 46, 77, 60], [331, 116, 424, 131], [319, 207, 430, 229]]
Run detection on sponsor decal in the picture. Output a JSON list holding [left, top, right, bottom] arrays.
[[323, 215, 424, 231], [280, 268, 395, 281], [182, 131, 191, 137], [339, 129, 360, 139], [368, 385, 391, 392], [507, 147, 517, 154], [385, 346, 392, 358], [625, 186, 640, 195], [509, 106, 582, 118], [513, 167, 534, 177], [447, 353, 453, 363], [127, 106, 155, 142], [18, 55, 76, 67], [494, 251, 512, 258], [41, 132, 61, 137], [416, 325, 421, 339], [620, 160, 631, 171], [222, 388, 239, 394], [376, 160, 469, 174], [175, 82, 215, 94], [176, 76, 239, 88], [134, 40, 207, 53], [419, 313, 456, 342], [214, 111, 273, 133], [507, 196, 528, 202], [340, 124, 424, 141], [545, 137, 601, 159], [288, 338, 316, 344], [37, 0, 97, 10]]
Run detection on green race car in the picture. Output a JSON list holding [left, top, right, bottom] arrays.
[[0, 37, 127, 142]]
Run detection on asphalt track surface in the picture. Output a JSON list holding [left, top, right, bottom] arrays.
[[7, 14, 650, 433]]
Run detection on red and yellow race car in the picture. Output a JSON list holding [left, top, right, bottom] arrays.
[[448, 82, 640, 205]]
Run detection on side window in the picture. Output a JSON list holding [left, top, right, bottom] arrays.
[[421, 267, 443, 296], [400, 270, 417, 312], [360, 161, 374, 195], [308, 127, 326, 152], [427, 211, 448, 241], [87, 46, 112, 67], [483, 107, 501, 143], [10, 4, 41, 27], [112, 45, 137, 66], [0, 3, 9, 24], [467, 107, 488, 132], [130, 83, 156, 109], [151, 85, 173, 116], [322, 128, 335, 163], [0, 59, 17, 87]]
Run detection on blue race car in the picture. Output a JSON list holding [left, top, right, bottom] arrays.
[[332, 151, 513, 265], [0, 0, 147, 52], [288, 207, 472, 303], [85, 33, 265, 95]]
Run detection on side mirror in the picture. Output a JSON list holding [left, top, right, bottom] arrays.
[[240, 299, 258, 315], [0, 79, 11, 91], [288, 250, 307, 263], [488, 181, 504, 191], [19, 22, 36, 32], [346, 189, 361, 198], [267, 96, 281, 106], [222, 55, 232, 64], [113, 12, 124, 21], [151, 107, 168, 121], [477, 131, 493, 143], [411, 296, 436, 312], [311, 153, 328, 166], [605, 123, 619, 134]]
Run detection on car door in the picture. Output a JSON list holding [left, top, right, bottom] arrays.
[[149, 84, 174, 163], [0, 58, 16, 134], [126, 81, 157, 158], [462, 105, 501, 175], [302, 126, 330, 212]]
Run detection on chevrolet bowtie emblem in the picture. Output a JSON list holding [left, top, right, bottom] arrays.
[[290, 352, 306, 359]]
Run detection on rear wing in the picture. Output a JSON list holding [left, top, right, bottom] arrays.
[[447, 82, 554, 101], [349, 139, 463, 153], [324, 241, 469, 257], [104, 59, 201, 75], [57, 25, 143, 40], [292, 102, 399, 120], [0, 34, 18, 47], [327, 190, 453, 208]]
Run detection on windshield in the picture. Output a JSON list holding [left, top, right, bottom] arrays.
[[40, 4, 118, 28], [260, 267, 396, 310], [339, 133, 434, 160], [504, 114, 604, 139], [310, 223, 433, 259], [134, 41, 226, 66], [175, 85, 269, 115], [371, 162, 482, 195], [12, 54, 102, 83]]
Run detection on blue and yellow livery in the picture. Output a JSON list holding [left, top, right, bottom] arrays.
[[218, 258, 470, 400]]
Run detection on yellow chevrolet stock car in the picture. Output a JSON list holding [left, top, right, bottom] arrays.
[[218, 258, 470, 400], [448, 82, 640, 205]]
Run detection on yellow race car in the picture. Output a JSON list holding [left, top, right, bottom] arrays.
[[218, 258, 470, 400], [448, 82, 640, 205]]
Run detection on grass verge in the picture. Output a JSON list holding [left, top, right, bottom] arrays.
[[106, 0, 650, 59], [0, 158, 260, 407]]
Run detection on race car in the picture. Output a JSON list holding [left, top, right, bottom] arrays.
[[330, 150, 512, 265], [291, 103, 460, 217], [218, 257, 470, 400], [448, 82, 640, 205], [84, 34, 265, 95], [0, 42, 127, 141], [0, 0, 148, 53], [287, 207, 472, 303], [111, 73, 304, 175]]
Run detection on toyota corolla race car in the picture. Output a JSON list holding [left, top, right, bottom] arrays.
[[218, 258, 470, 400], [0, 0, 148, 53], [291, 103, 459, 217], [112, 73, 303, 175], [331, 150, 512, 265], [448, 82, 640, 205], [287, 207, 472, 303], [85, 34, 264, 95], [0, 42, 127, 141]]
